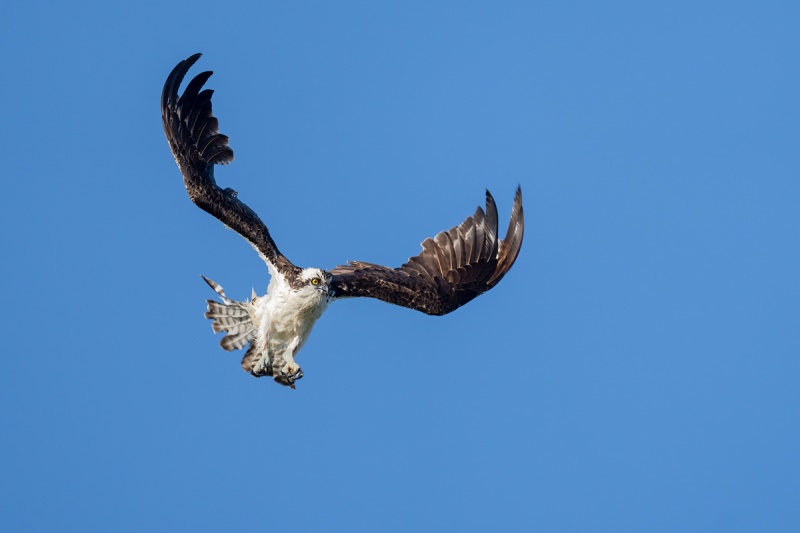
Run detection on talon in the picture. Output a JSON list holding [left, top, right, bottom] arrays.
[[278, 365, 304, 388]]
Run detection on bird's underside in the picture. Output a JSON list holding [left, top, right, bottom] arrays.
[[162, 53, 525, 388]]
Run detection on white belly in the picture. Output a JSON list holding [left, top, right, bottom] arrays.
[[254, 273, 330, 365]]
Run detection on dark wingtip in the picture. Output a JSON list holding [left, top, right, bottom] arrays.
[[162, 53, 235, 168], [162, 53, 203, 106], [180, 53, 203, 75], [179, 53, 203, 76], [482, 188, 499, 253], [484, 188, 497, 209], [512, 185, 523, 227], [487, 186, 524, 287]]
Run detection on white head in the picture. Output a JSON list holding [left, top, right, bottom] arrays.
[[296, 267, 333, 296]]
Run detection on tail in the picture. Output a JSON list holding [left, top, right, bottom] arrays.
[[202, 276, 257, 352]]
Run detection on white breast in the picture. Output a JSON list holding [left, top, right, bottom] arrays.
[[255, 270, 330, 363]]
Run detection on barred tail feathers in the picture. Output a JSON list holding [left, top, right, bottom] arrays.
[[202, 276, 256, 352]]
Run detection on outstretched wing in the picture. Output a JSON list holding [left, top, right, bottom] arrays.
[[330, 187, 524, 316], [161, 53, 300, 280]]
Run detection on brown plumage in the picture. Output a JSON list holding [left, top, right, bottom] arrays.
[[329, 188, 524, 315]]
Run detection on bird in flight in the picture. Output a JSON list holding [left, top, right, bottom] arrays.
[[161, 53, 525, 388]]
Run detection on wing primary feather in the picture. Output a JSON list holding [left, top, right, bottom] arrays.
[[447, 227, 461, 274], [433, 230, 455, 279], [488, 185, 524, 287], [469, 207, 485, 265], [483, 190, 499, 255]]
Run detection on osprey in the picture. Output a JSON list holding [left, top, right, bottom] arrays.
[[162, 53, 524, 388]]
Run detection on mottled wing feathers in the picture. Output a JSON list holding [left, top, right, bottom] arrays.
[[330, 187, 524, 316], [161, 54, 300, 280]]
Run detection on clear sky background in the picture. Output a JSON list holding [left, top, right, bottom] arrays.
[[1, 1, 798, 531]]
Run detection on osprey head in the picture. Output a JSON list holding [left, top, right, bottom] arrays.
[[297, 267, 333, 295]]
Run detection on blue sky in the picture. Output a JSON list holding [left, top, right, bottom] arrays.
[[1, 1, 798, 531]]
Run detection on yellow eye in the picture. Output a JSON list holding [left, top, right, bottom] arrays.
[[311, 278, 320, 285]]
